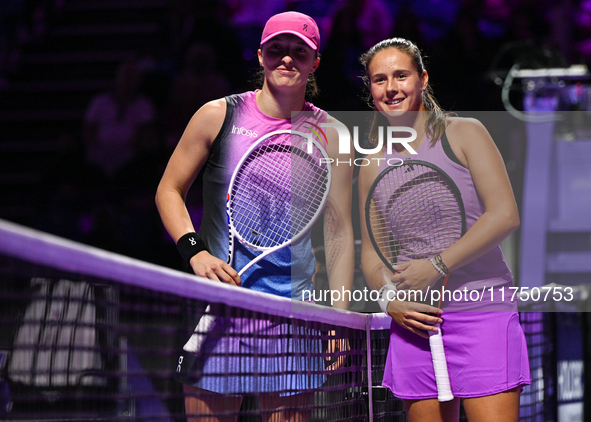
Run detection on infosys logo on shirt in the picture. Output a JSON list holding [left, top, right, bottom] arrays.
[[232, 125, 258, 138]]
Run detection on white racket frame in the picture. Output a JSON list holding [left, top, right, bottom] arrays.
[[225, 129, 332, 276]]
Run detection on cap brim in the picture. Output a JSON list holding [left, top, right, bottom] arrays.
[[260, 30, 317, 50]]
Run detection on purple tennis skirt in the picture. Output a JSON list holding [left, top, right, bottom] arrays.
[[382, 310, 532, 399], [175, 316, 326, 396]]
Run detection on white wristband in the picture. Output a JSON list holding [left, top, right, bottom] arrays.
[[377, 283, 398, 314]]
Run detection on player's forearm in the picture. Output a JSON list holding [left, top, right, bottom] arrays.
[[326, 243, 354, 310], [361, 249, 391, 292], [323, 211, 354, 310], [325, 236, 354, 309], [440, 209, 519, 273], [322, 187, 355, 309], [155, 186, 196, 242]]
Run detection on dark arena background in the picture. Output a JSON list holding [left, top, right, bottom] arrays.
[[1, 1, 591, 421]]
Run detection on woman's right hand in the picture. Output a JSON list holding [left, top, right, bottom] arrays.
[[387, 300, 442, 339], [374, 265, 442, 339], [189, 251, 241, 286]]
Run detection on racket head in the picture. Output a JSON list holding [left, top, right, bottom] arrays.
[[365, 160, 466, 275], [227, 129, 331, 253]]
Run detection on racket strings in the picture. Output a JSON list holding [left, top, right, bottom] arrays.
[[290, 146, 328, 231], [368, 165, 463, 266], [232, 146, 292, 246], [230, 134, 329, 249]]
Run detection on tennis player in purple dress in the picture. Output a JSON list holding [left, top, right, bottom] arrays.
[[358, 38, 531, 422], [156, 11, 354, 422]]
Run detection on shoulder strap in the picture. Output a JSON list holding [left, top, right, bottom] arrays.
[[210, 94, 238, 151], [441, 130, 464, 167]]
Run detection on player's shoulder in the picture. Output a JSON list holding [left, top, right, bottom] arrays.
[[325, 113, 341, 125], [446, 116, 488, 138], [445, 116, 492, 148], [198, 98, 228, 118], [191, 98, 227, 126], [185, 98, 228, 143], [324, 114, 349, 138]]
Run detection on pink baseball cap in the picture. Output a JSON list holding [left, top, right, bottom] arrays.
[[260, 11, 320, 51]]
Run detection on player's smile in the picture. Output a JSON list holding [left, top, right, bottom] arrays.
[[368, 47, 428, 116], [384, 98, 405, 107]]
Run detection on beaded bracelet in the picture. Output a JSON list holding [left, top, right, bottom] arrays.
[[176, 232, 208, 263], [430, 257, 446, 277], [430, 254, 450, 277]]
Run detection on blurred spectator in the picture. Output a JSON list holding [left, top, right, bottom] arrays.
[[162, 0, 197, 60], [82, 59, 155, 179], [228, 0, 288, 58], [576, 0, 591, 64], [391, 2, 423, 47], [163, 42, 231, 148], [114, 122, 167, 192], [315, 0, 393, 110], [288, 0, 333, 24], [506, 2, 549, 43], [547, 0, 576, 63], [113, 123, 171, 265], [136, 45, 176, 114], [159, 0, 244, 90], [43, 131, 103, 190], [408, 0, 460, 47], [430, 1, 487, 110], [477, 0, 513, 41], [38, 131, 102, 241]]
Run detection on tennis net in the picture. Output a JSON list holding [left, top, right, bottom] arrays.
[[0, 219, 568, 421], [0, 219, 403, 421]]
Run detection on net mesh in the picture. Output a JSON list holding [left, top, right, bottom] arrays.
[[0, 219, 564, 421], [518, 312, 556, 422], [0, 219, 398, 421]]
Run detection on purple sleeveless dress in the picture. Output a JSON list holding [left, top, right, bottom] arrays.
[[380, 133, 531, 399], [176, 91, 328, 395]]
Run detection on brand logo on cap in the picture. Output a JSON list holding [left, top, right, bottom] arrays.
[[303, 24, 308, 32]]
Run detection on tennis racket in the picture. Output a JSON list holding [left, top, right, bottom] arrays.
[[183, 129, 331, 354], [226, 129, 332, 275], [365, 159, 465, 402]]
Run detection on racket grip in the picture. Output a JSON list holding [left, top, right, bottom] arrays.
[[428, 323, 454, 402]]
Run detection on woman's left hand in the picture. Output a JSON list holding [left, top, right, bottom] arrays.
[[391, 260, 442, 293]]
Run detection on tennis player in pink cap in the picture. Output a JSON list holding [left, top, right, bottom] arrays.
[[156, 11, 355, 422]]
